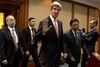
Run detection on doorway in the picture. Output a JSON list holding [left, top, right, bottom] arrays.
[[0, 12, 4, 29]]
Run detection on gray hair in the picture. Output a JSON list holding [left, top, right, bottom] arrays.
[[5, 15, 12, 22], [51, 1, 62, 10]]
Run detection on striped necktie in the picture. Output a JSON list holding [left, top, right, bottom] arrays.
[[31, 28, 34, 44], [12, 29, 18, 51], [74, 32, 78, 44], [54, 19, 59, 38]]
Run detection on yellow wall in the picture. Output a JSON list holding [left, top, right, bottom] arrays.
[[0, 12, 4, 29]]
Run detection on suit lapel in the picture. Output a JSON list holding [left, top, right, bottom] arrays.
[[6, 28, 14, 42], [48, 16, 57, 34], [49, 16, 61, 37], [70, 30, 78, 44], [27, 27, 31, 38], [57, 21, 61, 37]]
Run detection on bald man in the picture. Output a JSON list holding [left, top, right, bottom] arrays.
[[81, 19, 99, 67], [0, 15, 23, 67]]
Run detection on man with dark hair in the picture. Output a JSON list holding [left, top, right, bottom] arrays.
[[22, 17, 41, 67], [63, 18, 89, 67], [81, 19, 99, 67]]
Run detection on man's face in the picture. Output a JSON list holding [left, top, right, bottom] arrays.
[[29, 19, 35, 27], [71, 21, 79, 31], [50, 6, 61, 19], [6, 16, 16, 28], [89, 20, 95, 29]]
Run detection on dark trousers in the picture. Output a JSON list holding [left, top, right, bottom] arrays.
[[22, 46, 41, 67], [81, 52, 88, 67], [67, 61, 78, 67], [44, 61, 59, 67], [1, 50, 20, 67], [81, 46, 94, 67], [65, 57, 79, 67], [44, 54, 60, 67]]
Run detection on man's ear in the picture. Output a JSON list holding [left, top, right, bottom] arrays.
[[94, 23, 96, 27]]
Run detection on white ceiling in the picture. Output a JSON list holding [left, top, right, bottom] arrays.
[[73, 0, 100, 8], [88, 0, 100, 5]]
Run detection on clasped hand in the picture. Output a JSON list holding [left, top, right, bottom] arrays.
[[2, 59, 8, 65], [25, 51, 29, 56]]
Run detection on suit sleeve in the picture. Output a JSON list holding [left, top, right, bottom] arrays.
[[81, 33, 90, 56], [0, 31, 7, 61], [85, 31, 99, 43], [36, 21, 46, 41], [63, 33, 73, 58], [22, 29, 28, 51]]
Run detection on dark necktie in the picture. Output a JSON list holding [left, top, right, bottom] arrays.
[[31, 28, 34, 44], [74, 32, 78, 44]]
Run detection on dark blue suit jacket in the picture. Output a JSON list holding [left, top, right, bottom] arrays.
[[0, 27, 23, 64], [37, 16, 63, 62], [63, 30, 89, 63], [22, 27, 37, 51], [84, 29, 99, 54]]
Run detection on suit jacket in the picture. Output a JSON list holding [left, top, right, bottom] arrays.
[[0, 27, 23, 64], [63, 29, 89, 63], [0, 30, 2, 63], [22, 27, 37, 51], [37, 16, 63, 62], [84, 29, 99, 53]]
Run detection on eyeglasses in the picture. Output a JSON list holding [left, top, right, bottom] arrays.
[[9, 19, 16, 21]]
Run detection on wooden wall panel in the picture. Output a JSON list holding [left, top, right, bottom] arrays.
[[29, 0, 51, 30], [74, 4, 87, 31], [56, 0, 72, 32], [0, 4, 19, 27], [19, 0, 29, 32]]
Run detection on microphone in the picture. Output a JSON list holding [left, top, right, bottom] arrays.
[[82, 28, 85, 33], [82, 28, 85, 35]]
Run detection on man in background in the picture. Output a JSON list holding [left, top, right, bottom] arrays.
[[81, 19, 99, 67], [0, 15, 23, 67], [63, 18, 89, 67], [22, 17, 41, 67]]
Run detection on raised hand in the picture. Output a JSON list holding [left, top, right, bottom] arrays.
[[42, 19, 50, 33]]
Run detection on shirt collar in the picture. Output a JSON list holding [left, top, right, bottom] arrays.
[[91, 28, 96, 31], [8, 26, 15, 31], [72, 30, 75, 34], [50, 14, 57, 22], [71, 29, 78, 34], [29, 26, 34, 30]]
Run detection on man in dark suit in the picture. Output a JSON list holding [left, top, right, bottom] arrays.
[[0, 15, 23, 67], [81, 19, 99, 67], [0, 29, 2, 66], [63, 18, 89, 67], [37, 1, 63, 67], [22, 17, 41, 67]]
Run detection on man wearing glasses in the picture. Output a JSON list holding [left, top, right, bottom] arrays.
[[0, 15, 23, 67]]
